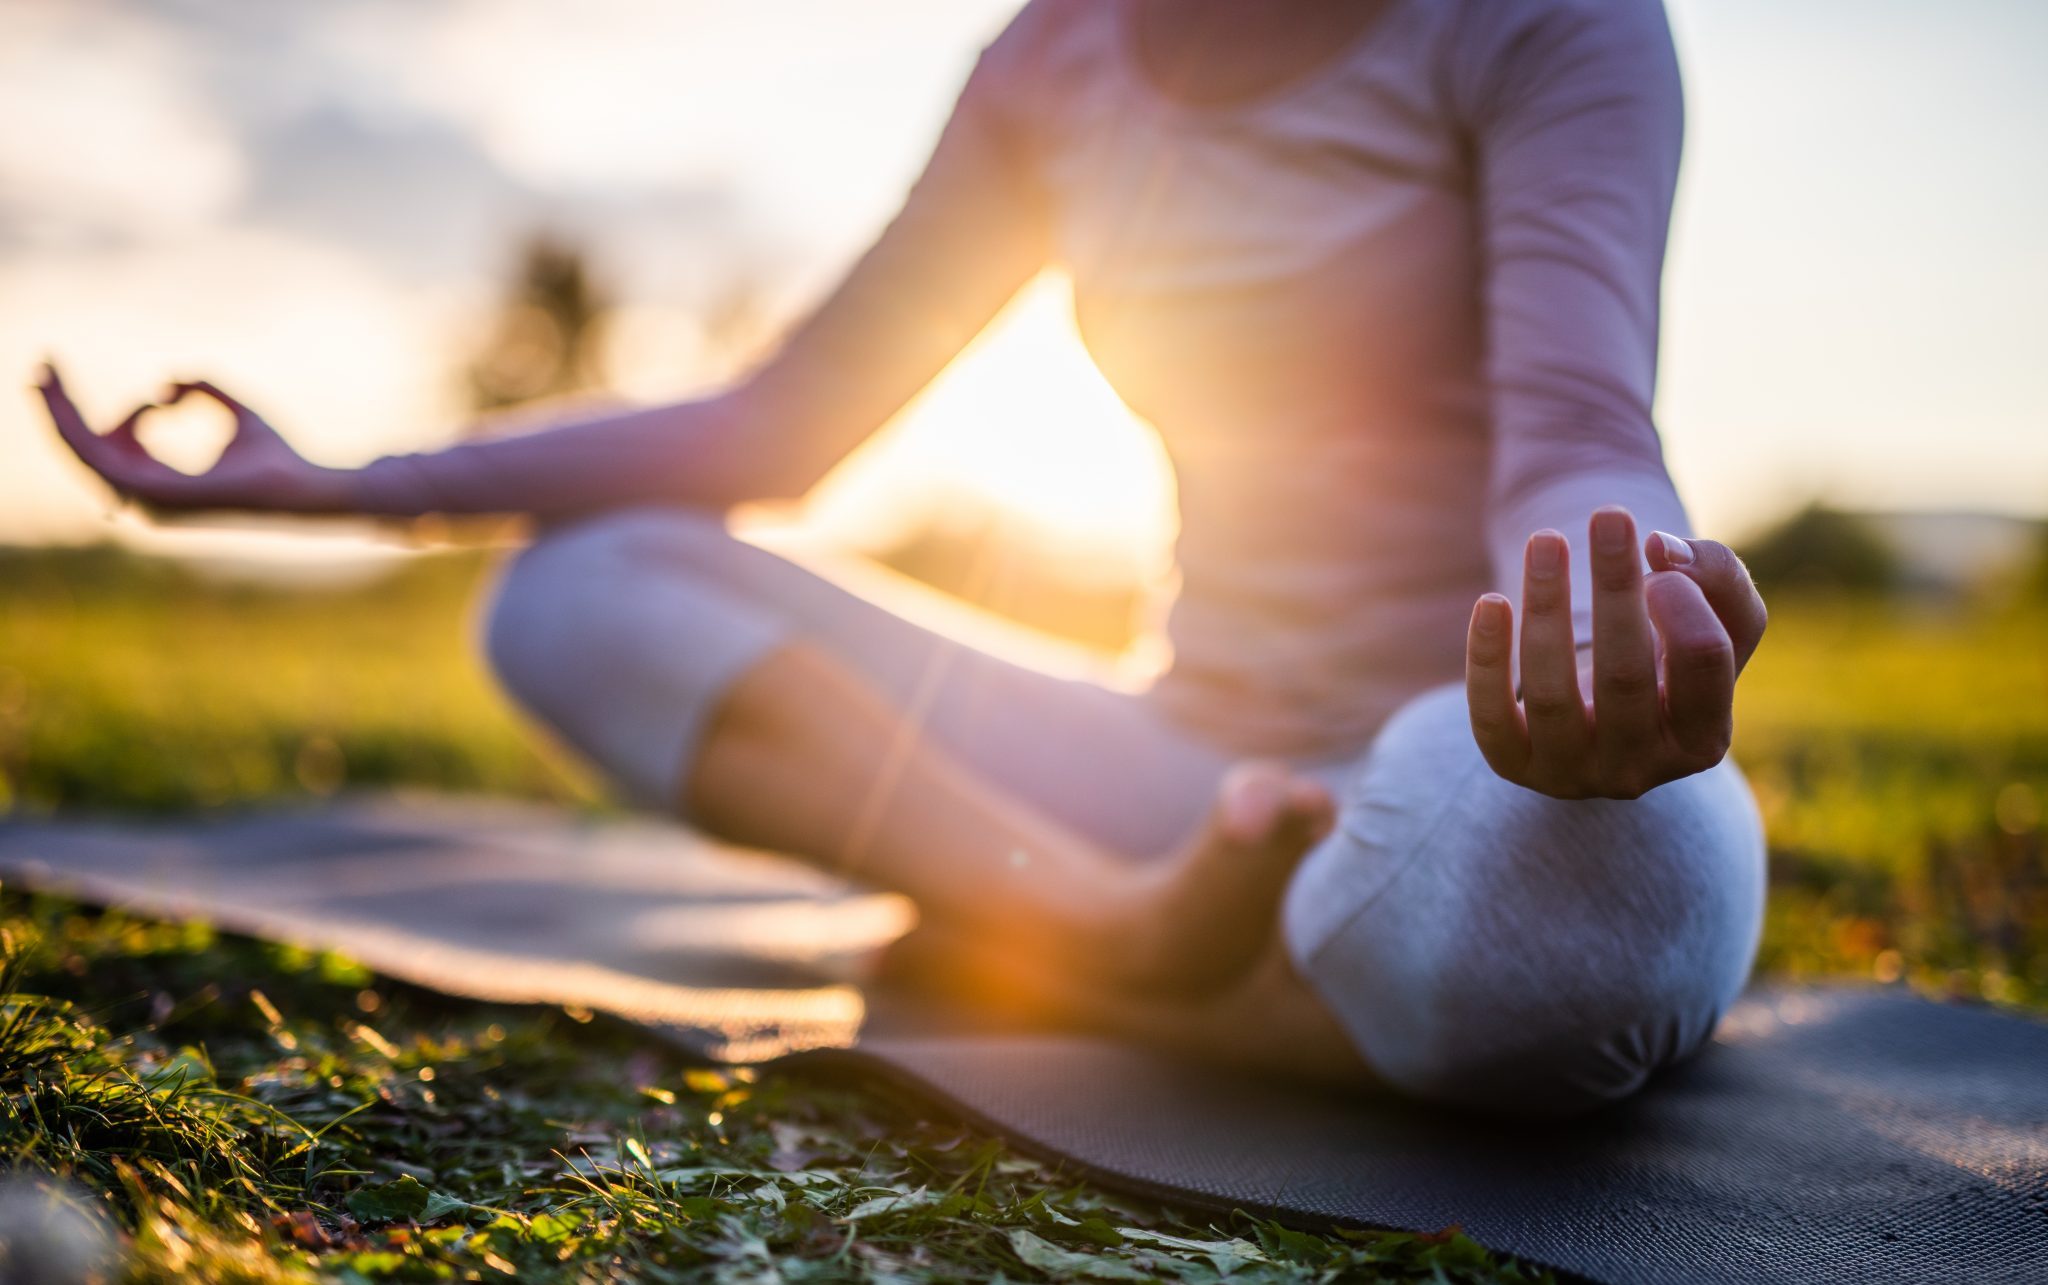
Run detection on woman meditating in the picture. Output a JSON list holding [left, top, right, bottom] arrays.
[[40, 0, 1768, 1116]]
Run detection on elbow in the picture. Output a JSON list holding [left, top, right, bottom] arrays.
[[686, 383, 871, 505], [740, 455, 825, 505]]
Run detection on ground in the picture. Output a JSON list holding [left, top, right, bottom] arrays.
[[0, 545, 2043, 1282]]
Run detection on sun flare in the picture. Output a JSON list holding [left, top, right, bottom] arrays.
[[796, 275, 1178, 586]]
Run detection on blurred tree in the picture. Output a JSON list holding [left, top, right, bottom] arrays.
[[464, 234, 610, 419], [1738, 503, 1901, 595], [2021, 520, 2048, 602]]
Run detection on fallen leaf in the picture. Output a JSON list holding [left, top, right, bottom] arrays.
[[841, 1186, 944, 1222], [346, 1176, 429, 1223], [1008, 1229, 1152, 1280]]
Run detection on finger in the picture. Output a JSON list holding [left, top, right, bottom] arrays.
[[1645, 570, 1736, 762], [1465, 592, 1529, 779], [1647, 532, 1768, 671], [1518, 529, 1590, 767], [39, 391, 142, 498], [1589, 507, 1660, 773], [36, 363, 98, 454], [164, 379, 250, 416], [105, 404, 154, 449], [34, 367, 181, 498], [171, 380, 288, 462]]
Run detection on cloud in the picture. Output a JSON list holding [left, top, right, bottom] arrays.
[[234, 106, 553, 282], [0, 3, 245, 248], [0, 0, 753, 295]]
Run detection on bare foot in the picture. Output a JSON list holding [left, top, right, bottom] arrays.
[[1107, 761, 1336, 997]]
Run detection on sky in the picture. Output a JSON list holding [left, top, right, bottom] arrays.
[[2, 0, 2044, 574]]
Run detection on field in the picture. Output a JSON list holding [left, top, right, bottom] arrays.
[[1, 542, 2044, 1282]]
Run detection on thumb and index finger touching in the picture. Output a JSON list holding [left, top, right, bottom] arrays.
[[164, 379, 251, 418], [36, 362, 278, 470], [1644, 529, 1768, 671]]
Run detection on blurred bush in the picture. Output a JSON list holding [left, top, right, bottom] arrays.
[[1738, 503, 1901, 596], [2023, 521, 2048, 603], [465, 234, 612, 416]]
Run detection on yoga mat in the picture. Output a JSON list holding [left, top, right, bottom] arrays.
[[2, 797, 2044, 1285]]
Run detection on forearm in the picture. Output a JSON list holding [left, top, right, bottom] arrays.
[[1464, 0, 1688, 647], [350, 385, 822, 519]]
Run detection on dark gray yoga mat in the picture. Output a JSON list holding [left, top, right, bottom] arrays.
[[2, 797, 2043, 1285]]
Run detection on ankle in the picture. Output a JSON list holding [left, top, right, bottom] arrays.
[[1085, 860, 1190, 979]]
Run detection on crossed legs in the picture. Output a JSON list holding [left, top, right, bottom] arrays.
[[686, 642, 1332, 994], [484, 508, 1331, 999], [484, 509, 1766, 1114]]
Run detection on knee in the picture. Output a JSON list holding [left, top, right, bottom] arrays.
[[478, 507, 792, 810], [1284, 684, 1766, 1118], [481, 508, 731, 713]]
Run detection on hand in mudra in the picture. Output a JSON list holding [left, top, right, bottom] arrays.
[[1465, 506, 1767, 800], [35, 363, 352, 514]]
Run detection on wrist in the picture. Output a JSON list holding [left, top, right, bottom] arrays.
[[346, 455, 440, 517], [306, 464, 368, 515]]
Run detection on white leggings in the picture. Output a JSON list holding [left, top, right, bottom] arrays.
[[484, 508, 1766, 1117]]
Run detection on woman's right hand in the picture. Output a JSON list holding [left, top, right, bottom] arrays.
[[35, 362, 358, 514]]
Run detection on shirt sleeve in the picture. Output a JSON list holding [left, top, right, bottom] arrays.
[[357, 11, 1053, 518], [1456, 0, 1691, 644]]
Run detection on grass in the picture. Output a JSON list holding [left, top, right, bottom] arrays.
[[0, 546, 572, 815], [0, 893, 1538, 1283], [1733, 599, 2048, 1003], [1, 542, 2045, 1281]]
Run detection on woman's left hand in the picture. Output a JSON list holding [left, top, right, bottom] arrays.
[[35, 363, 356, 514], [1464, 506, 1768, 800]]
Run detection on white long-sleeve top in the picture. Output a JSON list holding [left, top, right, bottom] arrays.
[[362, 0, 1694, 758]]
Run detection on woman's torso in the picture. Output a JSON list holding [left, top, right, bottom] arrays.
[[995, 0, 1497, 758]]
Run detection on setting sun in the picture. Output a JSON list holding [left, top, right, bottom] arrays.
[[797, 274, 1178, 587]]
